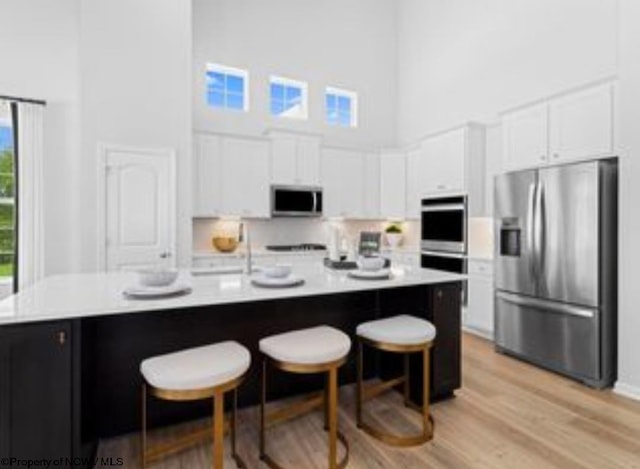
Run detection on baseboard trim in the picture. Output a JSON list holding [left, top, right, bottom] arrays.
[[613, 381, 640, 401]]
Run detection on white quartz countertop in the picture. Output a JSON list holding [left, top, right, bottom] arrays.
[[0, 264, 465, 326]]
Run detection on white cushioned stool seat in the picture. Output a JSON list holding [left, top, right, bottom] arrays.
[[357, 315, 436, 346], [260, 325, 351, 365], [140, 341, 250, 391]]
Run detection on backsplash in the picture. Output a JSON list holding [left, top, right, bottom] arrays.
[[192, 218, 420, 253]]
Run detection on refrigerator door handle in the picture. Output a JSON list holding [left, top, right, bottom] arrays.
[[496, 291, 596, 318], [527, 182, 538, 280], [535, 181, 546, 279]]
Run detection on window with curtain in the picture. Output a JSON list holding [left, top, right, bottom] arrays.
[[0, 101, 16, 285]]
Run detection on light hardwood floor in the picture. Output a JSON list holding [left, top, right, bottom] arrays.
[[97, 333, 640, 468]]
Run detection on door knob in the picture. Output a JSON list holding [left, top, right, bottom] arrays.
[[160, 252, 172, 259]]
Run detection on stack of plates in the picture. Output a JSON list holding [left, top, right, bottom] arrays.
[[123, 283, 192, 299], [347, 268, 391, 280], [251, 273, 305, 288]]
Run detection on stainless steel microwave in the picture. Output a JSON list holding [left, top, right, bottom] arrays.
[[271, 185, 323, 217]]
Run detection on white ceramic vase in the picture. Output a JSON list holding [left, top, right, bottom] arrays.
[[385, 233, 403, 248]]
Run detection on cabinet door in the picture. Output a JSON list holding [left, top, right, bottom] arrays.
[[502, 103, 549, 170], [430, 283, 462, 398], [270, 136, 298, 185], [405, 145, 429, 219], [438, 128, 466, 193], [379, 152, 406, 220], [297, 136, 321, 186], [322, 148, 364, 218], [549, 83, 614, 163], [193, 134, 222, 217], [221, 137, 270, 218], [0, 322, 72, 463], [467, 273, 495, 335], [362, 153, 381, 219]]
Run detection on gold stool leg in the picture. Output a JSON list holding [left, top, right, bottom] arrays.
[[141, 384, 147, 469], [328, 367, 338, 469], [231, 388, 246, 468], [404, 354, 411, 407], [356, 341, 363, 428], [213, 391, 224, 469], [260, 358, 267, 461], [422, 345, 433, 439]]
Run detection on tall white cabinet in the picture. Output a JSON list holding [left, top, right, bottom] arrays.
[[322, 147, 365, 218]]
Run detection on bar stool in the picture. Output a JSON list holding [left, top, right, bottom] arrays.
[[356, 315, 436, 447], [140, 341, 250, 468], [259, 325, 351, 469]]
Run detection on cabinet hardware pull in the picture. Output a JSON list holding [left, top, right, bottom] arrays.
[[57, 331, 66, 346]]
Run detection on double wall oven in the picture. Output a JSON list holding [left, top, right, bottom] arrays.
[[420, 195, 467, 275]]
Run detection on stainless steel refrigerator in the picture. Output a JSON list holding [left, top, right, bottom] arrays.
[[494, 158, 617, 388]]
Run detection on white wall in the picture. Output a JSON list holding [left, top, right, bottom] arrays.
[[616, 0, 640, 397], [193, 0, 397, 148], [78, 0, 192, 270], [396, 0, 619, 143], [0, 0, 80, 276]]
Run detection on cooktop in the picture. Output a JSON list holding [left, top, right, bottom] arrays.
[[265, 243, 327, 252]]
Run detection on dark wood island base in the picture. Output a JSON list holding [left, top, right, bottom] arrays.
[[0, 282, 461, 468]]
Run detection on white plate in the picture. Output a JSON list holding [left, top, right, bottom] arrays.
[[348, 268, 391, 280], [251, 273, 305, 288], [123, 283, 192, 299]]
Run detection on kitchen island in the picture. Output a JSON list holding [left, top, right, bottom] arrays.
[[0, 264, 464, 468]]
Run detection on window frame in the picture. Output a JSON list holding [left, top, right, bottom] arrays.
[[269, 75, 309, 120], [205, 63, 250, 112], [325, 86, 358, 128]]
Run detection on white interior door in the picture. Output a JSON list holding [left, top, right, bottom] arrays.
[[102, 146, 175, 271]]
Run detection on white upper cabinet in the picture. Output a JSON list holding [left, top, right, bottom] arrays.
[[193, 133, 270, 219], [269, 131, 321, 186], [405, 144, 428, 220], [362, 153, 381, 219], [270, 135, 297, 184], [322, 147, 364, 218], [297, 136, 322, 186], [423, 127, 467, 194], [221, 137, 271, 218], [379, 151, 406, 220], [502, 103, 549, 171], [549, 83, 614, 163], [193, 134, 223, 217], [502, 81, 616, 171], [417, 125, 486, 216]]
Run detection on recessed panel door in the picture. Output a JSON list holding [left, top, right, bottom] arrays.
[[104, 147, 175, 271]]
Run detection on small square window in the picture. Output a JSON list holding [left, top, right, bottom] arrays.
[[325, 87, 357, 128], [206, 63, 249, 112], [270, 76, 308, 120]]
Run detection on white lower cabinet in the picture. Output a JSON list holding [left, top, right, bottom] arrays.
[[464, 259, 494, 338]]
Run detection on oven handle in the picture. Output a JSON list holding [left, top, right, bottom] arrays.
[[421, 250, 467, 259], [421, 203, 466, 212]]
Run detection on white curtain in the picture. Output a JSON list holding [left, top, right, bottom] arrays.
[[17, 102, 45, 290]]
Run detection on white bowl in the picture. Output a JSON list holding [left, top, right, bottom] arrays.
[[138, 269, 179, 287], [262, 264, 292, 279], [356, 256, 385, 272]]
